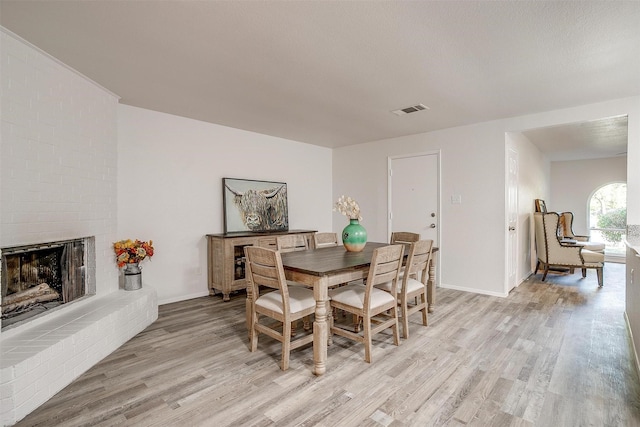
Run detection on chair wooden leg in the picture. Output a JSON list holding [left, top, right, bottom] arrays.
[[535, 261, 540, 275], [281, 320, 291, 371], [421, 293, 428, 327], [542, 265, 549, 281], [582, 268, 587, 278], [250, 314, 259, 352], [303, 316, 311, 331], [291, 320, 297, 337], [392, 307, 400, 346], [401, 298, 410, 340], [363, 314, 372, 363], [353, 314, 361, 333]]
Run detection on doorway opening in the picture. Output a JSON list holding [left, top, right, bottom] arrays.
[[589, 182, 627, 259]]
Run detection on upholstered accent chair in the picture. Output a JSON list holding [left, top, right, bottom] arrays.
[[534, 199, 547, 213], [534, 212, 604, 287], [558, 211, 605, 252]]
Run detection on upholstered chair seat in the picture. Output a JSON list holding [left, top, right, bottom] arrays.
[[256, 286, 316, 314], [375, 276, 423, 294], [330, 284, 397, 310], [580, 249, 605, 265]]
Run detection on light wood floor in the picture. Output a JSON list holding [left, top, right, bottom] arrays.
[[16, 263, 640, 426]]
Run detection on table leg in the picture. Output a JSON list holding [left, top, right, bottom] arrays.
[[427, 250, 437, 313], [313, 277, 329, 376], [326, 300, 334, 346]]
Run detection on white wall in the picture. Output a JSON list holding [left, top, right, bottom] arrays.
[[507, 97, 640, 225], [628, 98, 640, 226], [333, 96, 640, 297], [506, 132, 549, 281], [333, 121, 507, 296], [550, 156, 627, 235], [117, 105, 333, 304]]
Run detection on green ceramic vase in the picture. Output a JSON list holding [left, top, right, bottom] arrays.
[[342, 219, 367, 252]]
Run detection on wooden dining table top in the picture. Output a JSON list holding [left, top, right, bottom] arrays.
[[280, 242, 439, 276], [279, 242, 387, 276]]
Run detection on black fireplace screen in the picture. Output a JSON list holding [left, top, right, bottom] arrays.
[[1, 239, 85, 323]]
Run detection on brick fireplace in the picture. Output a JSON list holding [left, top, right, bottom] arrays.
[[1, 29, 158, 426], [1, 237, 96, 330]]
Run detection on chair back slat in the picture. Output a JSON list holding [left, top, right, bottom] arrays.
[[244, 246, 289, 301], [277, 235, 309, 253], [390, 232, 420, 245], [313, 232, 338, 248], [365, 244, 404, 304], [404, 240, 433, 281]]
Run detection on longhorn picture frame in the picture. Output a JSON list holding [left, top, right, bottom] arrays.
[[222, 178, 289, 233]]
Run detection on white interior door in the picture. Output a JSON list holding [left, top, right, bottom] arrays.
[[507, 147, 518, 291], [389, 153, 439, 246]]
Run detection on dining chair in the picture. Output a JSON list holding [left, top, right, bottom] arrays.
[[390, 231, 420, 244], [329, 244, 404, 363], [313, 232, 339, 249], [244, 246, 316, 371], [375, 239, 433, 338], [390, 231, 422, 305], [276, 234, 309, 252], [275, 234, 312, 333]]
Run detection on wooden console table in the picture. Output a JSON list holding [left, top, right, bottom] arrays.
[[206, 230, 316, 301]]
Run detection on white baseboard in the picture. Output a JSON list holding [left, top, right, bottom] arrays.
[[158, 290, 211, 305], [439, 283, 509, 298]]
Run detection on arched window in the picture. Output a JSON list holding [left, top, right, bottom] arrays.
[[589, 183, 627, 258]]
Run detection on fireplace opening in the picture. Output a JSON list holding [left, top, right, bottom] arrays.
[[1, 238, 92, 330]]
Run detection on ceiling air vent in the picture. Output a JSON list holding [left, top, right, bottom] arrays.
[[391, 103, 429, 116]]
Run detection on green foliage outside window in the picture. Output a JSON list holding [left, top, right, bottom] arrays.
[[596, 208, 626, 242]]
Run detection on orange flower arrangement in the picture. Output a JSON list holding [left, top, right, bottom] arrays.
[[113, 239, 154, 267]]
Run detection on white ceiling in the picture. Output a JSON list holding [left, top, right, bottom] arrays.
[[520, 115, 629, 162], [1, 1, 639, 158]]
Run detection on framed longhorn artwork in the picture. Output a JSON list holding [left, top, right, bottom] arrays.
[[223, 178, 289, 233]]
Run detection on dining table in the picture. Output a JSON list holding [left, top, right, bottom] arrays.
[[275, 241, 439, 376]]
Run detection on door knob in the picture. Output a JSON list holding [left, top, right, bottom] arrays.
[[430, 224, 436, 228]]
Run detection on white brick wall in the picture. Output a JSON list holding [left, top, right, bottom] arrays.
[[1, 28, 158, 425], [1, 28, 118, 295]]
